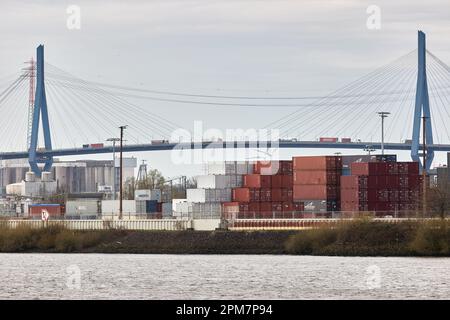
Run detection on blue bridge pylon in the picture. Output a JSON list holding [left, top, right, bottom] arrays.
[[411, 31, 434, 172], [28, 45, 53, 177]]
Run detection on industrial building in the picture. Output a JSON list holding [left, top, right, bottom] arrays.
[[0, 157, 137, 195]]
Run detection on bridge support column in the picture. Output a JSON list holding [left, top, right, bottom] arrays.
[[411, 31, 434, 172], [28, 45, 53, 177]]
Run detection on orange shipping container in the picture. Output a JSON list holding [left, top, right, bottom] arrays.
[[243, 174, 272, 188], [293, 156, 342, 171], [293, 184, 338, 200], [293, 171, 339, 185]]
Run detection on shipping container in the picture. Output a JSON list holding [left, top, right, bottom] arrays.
[[135, 189, 162, 202], [397, 162, 419, 174], [253, 160, 293, 175], [29, 204, 63, 218], [293, 184, 338, 200], [300, 200, 339, 212], [271, 188, 293, 202], [101, 200, 137, 214], [187, 188, 232, 203], [191, 203, 222, 219], [195, 174, 243, 189], [271, 175, 283, 188], [351, 162, 386, 176], [341, 138, 351, 143], [232, 188, 259, 202], [206, 161, 253, 175], [293, 170, 340, 185], [319, 137, 338, 143], [243, 174, 271, 188], [162, 203, 173, 216], [90, 143, 104, 148], [293, 156, 342, 171], [65, 200, 99, 215]]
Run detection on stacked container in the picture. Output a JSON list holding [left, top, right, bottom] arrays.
[[341, 161, 422, 215], [224, 160, 303, 219], [186, 161, 251, 219], [292, 156, 342, 213]]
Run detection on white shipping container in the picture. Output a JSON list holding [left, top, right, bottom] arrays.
[[192, 203, 222, 219], [136, 200, 147, 213], [206, 161, 253, 175], [187, 188, 231, 203], [196, 175, 243, 189], [101, 200, 137, 214], [66, 200, 99, 215], [162, 203, 173, 216], [135, 189, 162, 202]]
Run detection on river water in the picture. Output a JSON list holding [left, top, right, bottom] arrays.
[[0, 254, 448, 299]]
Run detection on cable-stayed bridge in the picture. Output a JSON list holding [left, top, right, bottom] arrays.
[[0, 31, 449, 175]]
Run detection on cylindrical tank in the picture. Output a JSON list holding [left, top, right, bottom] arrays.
[[25, 171, 36, 182], [41, 171, 52, 182]]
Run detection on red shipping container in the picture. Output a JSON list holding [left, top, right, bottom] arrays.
[[293, 184, 338, 200], [249, 202, 260, 213], [282, 202, 300, 212], [271, 189, 282, 202], [222, 202, 239, 214], [259, 202, 272, 214], [386, 175, 399, 188], [272, 202, 283, 213], [232, 188, 259, 202], [281, 175, 293, 188], [340, 188, 362, 202], [271, 175, 283, 188], [399, 175, 420, 188], [351, 162, 388, 176], [294, 170, 339, 185], [386, 162, 398, 175], [239, 203, 249, 213], [281, 189, 293, 201], [29, 204, 63, 216], [243, 174, 271, 188], [293, 156, 342, 171], [253, 160, 293, 175], [259, 188, 272, 202], [388, 190, 399, 202], [397, 162, 419, 174]]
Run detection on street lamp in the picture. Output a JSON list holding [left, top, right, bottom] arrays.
[[377, 112, 390, 155], [106, 137, 120, 200], [119, 125, 128, 220], [364, 145, 375, 155]]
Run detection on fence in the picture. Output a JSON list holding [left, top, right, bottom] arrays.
[[0, 219, 191, 231], [228, 217, 432, 230]]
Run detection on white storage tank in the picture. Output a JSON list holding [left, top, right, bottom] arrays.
[[41, 171, 52, 182], [25, 171, 36, 182]]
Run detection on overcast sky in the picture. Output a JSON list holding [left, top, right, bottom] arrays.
[[1, 0, 450, 177]]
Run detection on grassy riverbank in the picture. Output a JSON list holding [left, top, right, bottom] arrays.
[[0, 226, 295, 254], [0, 219, 448, 256], [285, 219, 450, 256]]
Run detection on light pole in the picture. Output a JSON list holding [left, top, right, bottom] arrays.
[[119, 125, 127, 220], [364, 145, 375, 156], [377, 112, 390, 155], [106, 137, 120, 200]]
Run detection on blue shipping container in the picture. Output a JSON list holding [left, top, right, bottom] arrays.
[[146, 200, 158, 213]]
